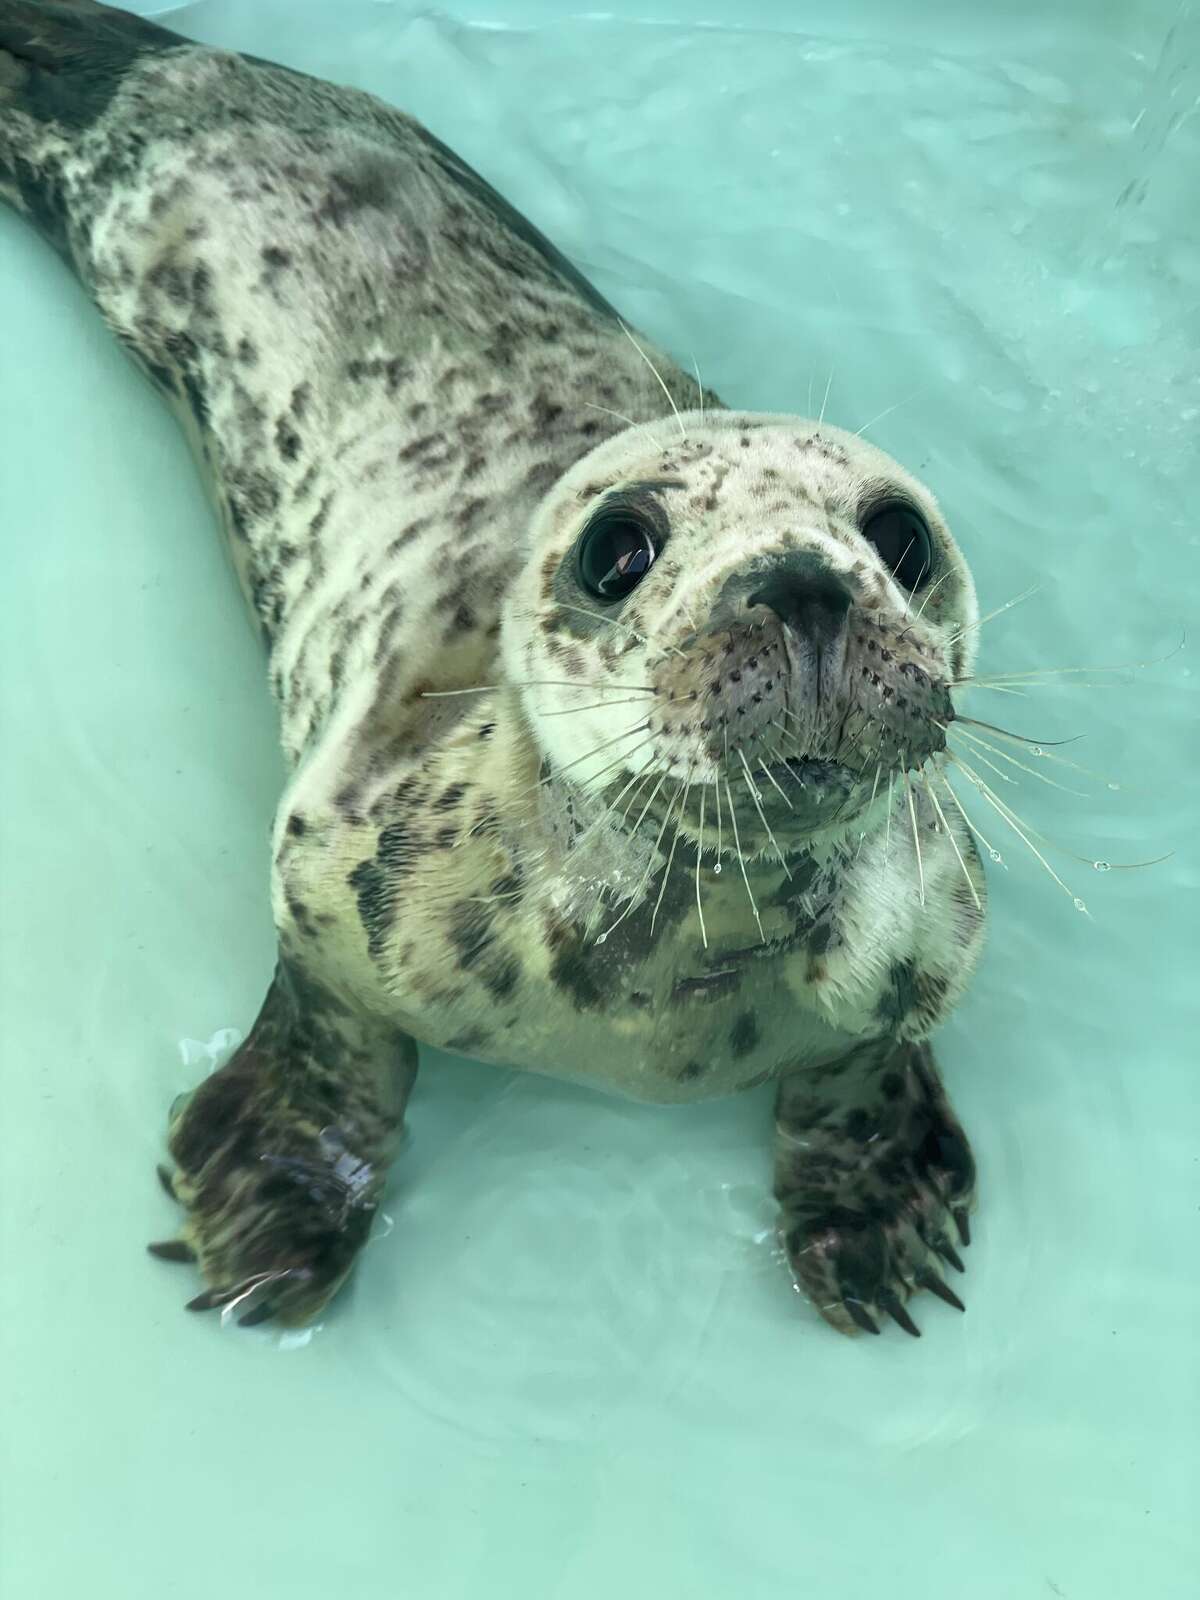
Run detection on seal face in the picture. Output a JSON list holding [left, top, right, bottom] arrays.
[[2, 0, 986, 1338]]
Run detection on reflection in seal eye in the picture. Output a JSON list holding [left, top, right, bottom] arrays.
[[576, 510, 658, 601], [861, 499, 934, 591]]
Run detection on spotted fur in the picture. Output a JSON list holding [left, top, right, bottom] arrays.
[[2, 2, 988, 1336]]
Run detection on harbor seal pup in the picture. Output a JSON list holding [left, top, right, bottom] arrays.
[[1, 0, 985, 1337]]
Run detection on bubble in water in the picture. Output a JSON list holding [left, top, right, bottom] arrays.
[[1107, 782, 1121, 791], [1093, 860, 1111, 872], [1031, 745, 1043, 756], [713, 863, 722, 874], [989, 849, 1003, 862], [1073, 897, 1088, 912]]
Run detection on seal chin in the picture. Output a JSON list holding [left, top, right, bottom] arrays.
[[765, 755, 843, 791]]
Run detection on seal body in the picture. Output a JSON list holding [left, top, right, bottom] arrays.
[[1, 1, 987, 1337]]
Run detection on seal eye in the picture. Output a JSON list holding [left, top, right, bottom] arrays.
[[577, 512, 657, 602], [861, 500, 934, 590]]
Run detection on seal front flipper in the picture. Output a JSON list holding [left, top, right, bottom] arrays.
[[152, 958, 417, 1327], [774, 1037, 976, 1337]]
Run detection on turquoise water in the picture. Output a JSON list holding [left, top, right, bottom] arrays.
[[1, 1, 1197, 1595]]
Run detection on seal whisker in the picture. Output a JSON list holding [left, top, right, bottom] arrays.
[[738, 746, 791, 876], [618, 320, 687, 443], [957, 678, 1117, 693], [652, 767, 693, 934], [537, 696, 655, 717], [724, 774, 765, 943], [526, 716, 651, 790], [574, 764, 656, 846], [921, 770, 981, 910], [421, 678, 656, 697], [939, 766, 1170, 878], [883, 771, 896, 864], [854, 387, 922, 440], [818, 366, 835, 425], [897, 568, 952, 638], [582, 400, 642, 431], [935, 768, 1007, 866], [618, 766, 659, 827], [946, 753, 1089, 913], [945, 733, 1019, 788], [943, 723, 1090, 797], [691, 353, 705, 423], [596, 774, 684, 945], [901, 758, 925, 906], [757, 757, 794, 811], [853, 762, 884, 859], [944, 583, 1040, 647], [950, 715, 1082, 749], [695, 782, 709, 948], [550, 600, 687, 660], [712, 774, 724, 872], [953, 630, 1184, 684]]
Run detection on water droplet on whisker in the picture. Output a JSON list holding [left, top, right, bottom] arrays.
[[1093, 860, 1111, 871], [1073, 897, 1088, 912]]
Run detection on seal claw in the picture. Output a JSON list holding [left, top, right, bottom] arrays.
[[953, 1207, 971, 1247], [844, 1298, 881, 1336], [917, 1271, 966, 1313], [879, 1291, 921, 1337], [156, 1163, 178, 1201], [238, 1303, 277, 1328], [185, 1288, 231, 1313], [147, 1238, 195, 1263], [936, 1239, 966, 1274]]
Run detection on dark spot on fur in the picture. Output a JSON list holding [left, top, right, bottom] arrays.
[[308, 492, 334, 539], [877, 959, 919, 1028], [262, 245, 291, 269], [729, 1011, 760, 1058], [483, 957, 522, 1002], [275, 417, 302, 461], [447, 900, 498, 971], [286, 815, 307, 838], [844, 1107, 874, 1142], [436, 783, 467, 810], [549, 941, 604, 1011]]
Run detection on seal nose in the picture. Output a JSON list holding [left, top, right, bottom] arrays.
[[748, 562, 853, 646]]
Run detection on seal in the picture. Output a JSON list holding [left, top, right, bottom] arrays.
[[1, 0, 987, 1337]]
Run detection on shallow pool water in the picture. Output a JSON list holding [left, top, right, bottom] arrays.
[[1, 2, 1197, 1595]]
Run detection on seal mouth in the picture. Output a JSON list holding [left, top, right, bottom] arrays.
[[765, 755, 844, 789]]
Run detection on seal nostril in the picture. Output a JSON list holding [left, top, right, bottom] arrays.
[[748, 570, 853, 646]]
